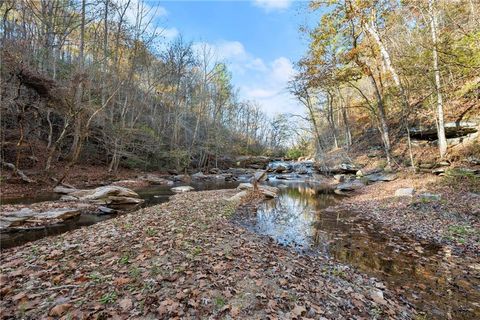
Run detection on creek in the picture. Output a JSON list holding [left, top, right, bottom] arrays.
[[237, 180, 479, 319]]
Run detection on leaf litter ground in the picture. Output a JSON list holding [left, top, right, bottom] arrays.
[[1, 190, 413, 319]]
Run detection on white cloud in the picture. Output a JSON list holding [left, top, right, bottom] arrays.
[[192, 40, 267, 74], [241, 56, 300, 116], [193, 40, 299, 117], [161, 27, 179, 40], [121, 0, 168, 33], [253, 0, 292, 11]]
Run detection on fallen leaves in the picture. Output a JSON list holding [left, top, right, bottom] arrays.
[[0, 190, 415, 319], [49, 303, 71, 317]]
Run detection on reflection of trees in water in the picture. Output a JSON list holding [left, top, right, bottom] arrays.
[[254, 184, 479, 319], [258, 184, 338, 248]]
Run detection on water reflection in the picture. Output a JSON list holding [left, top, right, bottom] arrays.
[[242, 182, 480, 319], [1, 181, 240, 249]]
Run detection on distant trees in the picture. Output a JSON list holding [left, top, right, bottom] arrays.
[[296, 0, 479, 165], [0, 0, 286, 176]]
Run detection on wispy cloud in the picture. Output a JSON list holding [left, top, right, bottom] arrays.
[[252, 0, 292, 12], [195, 40, 299, 116]]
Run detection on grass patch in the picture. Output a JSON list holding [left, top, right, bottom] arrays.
[[445, 224, 477, 243], [99, 292, 117, 304]]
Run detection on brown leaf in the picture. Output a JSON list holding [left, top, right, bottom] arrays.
[[12, 292, 26, 301], [49, 303, 71, 317], [292, 304, 306, 317], [119, 298, 133, 311], [114, 277, 131, 286], [230, 306, 240, 317]]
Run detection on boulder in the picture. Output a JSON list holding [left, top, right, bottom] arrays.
[[275, 173, 300, 180], [60, 195, 78, 201], [467, 156, 480, 165], [275, 165, 287, 173], [419, 193, 441, 201], [395, 188, 415, 197], [192, 172, 207, 180], [111, 179, 149, 188], [170, 175, 189, 182], [365, 173, 397, 182], [105, 196, 144, 205], [171, 186, 195, 193], [98, 206, 117, 214], [432, 168, 446, 175], [227, 191, 248, 202], [70, 186, 140, 201], [0, 216, 29, 228], [260, 186, 278, 198], [53, 186, 78, 194], [236, 183, 278, 198], [209, 168, 221, 174], [410, 121, 478, 141], [334, 174, 346, 183], [142, 174, 173, 185], [336, 180, 364, 192], [35, 208, 80, 220], [237, 183, 254, 190]]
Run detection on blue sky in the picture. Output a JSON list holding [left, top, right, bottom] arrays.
[[141, 0, 317, 117]]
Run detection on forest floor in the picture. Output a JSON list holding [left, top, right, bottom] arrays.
[[0, 164, 144, 199], [335, 171, 480, 256], [0, 189, 414, 319]]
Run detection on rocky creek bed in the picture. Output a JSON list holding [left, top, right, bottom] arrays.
[[1, 161, 479, 319]]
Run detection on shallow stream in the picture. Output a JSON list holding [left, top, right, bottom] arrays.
[[0, 181, 239, 249], [2, 177, 479, 318], [238, 180, 479, 319]]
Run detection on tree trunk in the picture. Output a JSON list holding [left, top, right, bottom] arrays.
[[365, 19, 415, 168], [429, 0, 448, 158]]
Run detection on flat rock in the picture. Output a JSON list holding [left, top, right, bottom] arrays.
[[105, 196, 144, 205], [336, 180, 364, 191], [70, 186, 140, 201], [142, 174, 173, 185], [171, 186, 195, 193], [0, 216, 29, 228], [237, 183, 254, 190], [35, 208, 80, 220], [227, 191, 248, 202], [53, 186, 78, 194], [395, 187, 415, 197], [98, 206, 117, 214], [365, 173, 397, 182]]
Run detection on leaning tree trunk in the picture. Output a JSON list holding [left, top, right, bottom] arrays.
[[365, 20, 415, 168]]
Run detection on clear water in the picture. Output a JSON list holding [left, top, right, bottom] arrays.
[[0, 181, 239, 249], [238, 181, 480, 320]]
